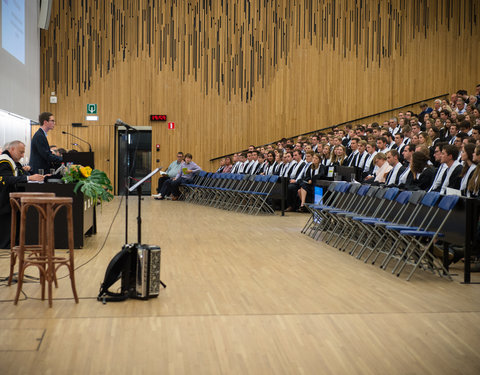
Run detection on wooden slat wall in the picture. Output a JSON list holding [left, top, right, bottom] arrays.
[[39, 0, 480, 191]]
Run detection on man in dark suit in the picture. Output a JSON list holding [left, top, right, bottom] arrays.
[[30, 112, 63, 174], [435, 145, 463, 193], [385, 150, 406, 186], [0, 141, 44, 248]]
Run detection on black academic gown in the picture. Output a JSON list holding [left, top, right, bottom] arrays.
[[0, 151, 28, 248]]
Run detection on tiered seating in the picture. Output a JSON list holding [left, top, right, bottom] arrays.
[[180, 173, 279, 215], [302, 184, 460, 281]]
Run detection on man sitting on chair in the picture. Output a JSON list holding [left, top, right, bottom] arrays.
[[0, 141, 44, 248], [156, 153, 201, 201], [152, 152, 184, 200]]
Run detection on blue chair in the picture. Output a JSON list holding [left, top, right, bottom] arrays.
[[394, 195, 459, 281]]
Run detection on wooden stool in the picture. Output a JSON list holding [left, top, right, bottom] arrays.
[[8, 192, 56, 286], [14, 196, 79, 307]]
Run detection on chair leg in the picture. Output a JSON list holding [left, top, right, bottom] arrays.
[[8, 252, 16, 286], [67, 205, 79, 303]]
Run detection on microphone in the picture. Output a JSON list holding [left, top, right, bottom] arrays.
[[115, 119, 138, 132], [62, 131, 92, 152]]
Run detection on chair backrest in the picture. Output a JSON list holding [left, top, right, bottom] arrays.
[[327, 182, 341, 192], [421, 192, 441, 207], [339, 183, 351, 193], [408, 190, 426, 205], [198, 171, 207, 177], [269, 175, 279, 183], [374, 187, 387, 199], [357, 185, 370, 196], [366, 186, 380, 197], [395, 191, 412, 205], [438, 195, 459, 211], [334, 183, 347, 192], [383, 187, 399, 201], [348, 184, 361, 194]]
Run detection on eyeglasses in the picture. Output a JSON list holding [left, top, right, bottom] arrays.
[[49, 119, 56, 123]]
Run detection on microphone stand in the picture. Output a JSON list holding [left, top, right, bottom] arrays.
[[124, 127, 133, 244], [62, 131, 92, 152]]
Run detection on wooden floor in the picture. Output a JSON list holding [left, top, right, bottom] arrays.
[[1, 197, 480, 374]]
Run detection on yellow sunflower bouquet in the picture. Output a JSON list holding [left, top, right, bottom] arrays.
[[62, 164, 113, 204]]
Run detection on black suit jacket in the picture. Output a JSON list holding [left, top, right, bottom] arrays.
[[445, 165, 463, 190], [290, 161, 306, 180], [406, 167, 437, 190], [30, 128, 62, 174], [0, 152, 28, 216], [385, 165, 407, 186], [432, 164, 462, 192]]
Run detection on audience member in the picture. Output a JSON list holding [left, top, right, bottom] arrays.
[[157, 153, 201, 200], [385, 150, 406, 186], [153, 151, 184, 199], [297, 154, 325, 212], [435, 145, 462, 193], [459, 143, 476, 195], [403, 151, 436, 191], [467, 146, 480, 197]]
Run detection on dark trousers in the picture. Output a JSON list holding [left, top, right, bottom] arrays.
[[0, 213, 11, 249], [156, 176, 170, 193], [160, 177, 188, 197], [287, 182, 300, 209]]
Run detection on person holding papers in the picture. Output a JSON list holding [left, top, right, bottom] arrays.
[[153, 152, 184, 200]]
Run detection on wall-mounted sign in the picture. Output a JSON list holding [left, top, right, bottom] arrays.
[[168, 122, 175, 129], [87, 104, 97, 114]]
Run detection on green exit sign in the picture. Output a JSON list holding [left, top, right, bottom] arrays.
[[87, 104, 97, 114]]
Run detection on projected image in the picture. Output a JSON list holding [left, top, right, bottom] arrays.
[[2, 0, 25, 64]]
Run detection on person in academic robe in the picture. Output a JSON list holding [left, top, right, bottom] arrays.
[[296, 154, 326, 212], [0, 141, 44, 248]]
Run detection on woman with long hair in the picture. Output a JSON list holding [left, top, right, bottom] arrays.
[[322, 144, 332, 166], [222, 156, 233, 173], [263, 150, 277, 175], [331, 145, 347, 166], [467, 146, 480, 197], [411, 134, 420, 146], [405, 151, 436, 190], [418, 132, 432, 148], [297, 153, 325, 212], [460, 143, 477, 195], [424, 118, 435, 131], [273, 150, 284, 175]]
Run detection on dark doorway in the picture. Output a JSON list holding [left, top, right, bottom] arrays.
[[116, 128, 152, 195]]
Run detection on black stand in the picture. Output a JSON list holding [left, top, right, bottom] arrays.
[[128, 168, 166, 289], [124, 127, 133, 244], [128, 168, 161, 244]]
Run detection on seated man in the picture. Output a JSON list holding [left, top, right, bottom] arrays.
[[152, 152, 184, 199], [157, 153, 201, 200], [385, 150, 406, 186], [0, 141, 44, 248], [435, 145, 463, 193]]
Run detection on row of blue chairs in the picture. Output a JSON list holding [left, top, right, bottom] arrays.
[[301, 182, 459, 281], [180, 172, 279, 215]]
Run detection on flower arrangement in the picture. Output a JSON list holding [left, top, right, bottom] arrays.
[[62, 164, 113, 204]]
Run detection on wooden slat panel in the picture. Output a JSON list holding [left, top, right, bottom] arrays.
[[40, 0, 480, 190]]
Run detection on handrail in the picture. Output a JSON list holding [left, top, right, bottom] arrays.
[[210, 93, 449, 161]]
